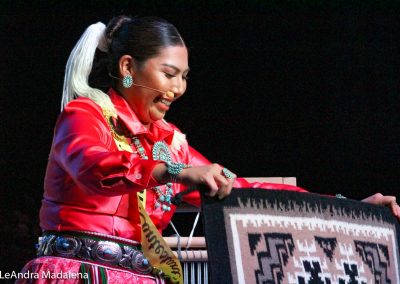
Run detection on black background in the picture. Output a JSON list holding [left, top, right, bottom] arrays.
[[1, 0, 399, 274]]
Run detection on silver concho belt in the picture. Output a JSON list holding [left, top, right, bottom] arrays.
[[37, 233, 153, 274]]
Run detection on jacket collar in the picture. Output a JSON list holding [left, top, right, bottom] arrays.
[[108, 88, 175, 143]]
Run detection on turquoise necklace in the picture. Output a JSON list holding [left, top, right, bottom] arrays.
[[131, 137, 174, 211]]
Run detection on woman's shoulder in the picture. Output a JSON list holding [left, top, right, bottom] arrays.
[[56, 97, 107, 128], [63, 97, 104, 114]]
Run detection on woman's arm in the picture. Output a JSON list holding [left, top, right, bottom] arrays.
[[174, 144, 399, 221], [51, 99, 164, 195], [173, 145, 307, 207], [187, 145, 307, 191]]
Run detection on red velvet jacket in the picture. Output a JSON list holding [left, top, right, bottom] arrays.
[[40, 89, 306, 242]]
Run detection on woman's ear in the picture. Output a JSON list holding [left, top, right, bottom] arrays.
[[118, 55, 135, 77]]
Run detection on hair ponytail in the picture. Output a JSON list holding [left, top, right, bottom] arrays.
[[61, 16, 185, 116], [61, 22, 116, 115]]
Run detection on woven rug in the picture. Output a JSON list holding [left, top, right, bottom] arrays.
[[202, 189, 400, 284]]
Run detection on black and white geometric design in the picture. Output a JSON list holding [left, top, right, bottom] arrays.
[[315, 236, 337, 261], [202, 189, 400, 284], [254, 233, 295, 284], [355, 241, 391, 284]]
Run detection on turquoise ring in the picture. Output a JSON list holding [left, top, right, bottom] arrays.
[[222, 168, 234, 179]]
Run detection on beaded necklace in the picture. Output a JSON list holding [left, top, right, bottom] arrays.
[[130, 137, 174, 211]]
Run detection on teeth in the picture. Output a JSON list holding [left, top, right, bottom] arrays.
[[160, 99, 171, 106]]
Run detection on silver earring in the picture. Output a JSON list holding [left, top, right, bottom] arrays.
[[122, 74, 133, 88]]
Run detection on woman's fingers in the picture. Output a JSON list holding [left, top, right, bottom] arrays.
[[362, 193, 400, 221], [390, 200, 400, 220], [362, 193, 395, 205], [204, 173, 222, 197], [215, 172, 230, 199], [204, 164, 228, 197], [217, 167, 236, 199], [178, 163, 236, 198], [199, 165, 237, 199]]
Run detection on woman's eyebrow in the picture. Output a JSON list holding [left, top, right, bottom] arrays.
[[162, 63, 190, 73]]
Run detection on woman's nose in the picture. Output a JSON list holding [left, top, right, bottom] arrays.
[[170, 79, 186, 98]]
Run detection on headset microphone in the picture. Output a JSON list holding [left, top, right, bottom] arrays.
[[133, 83, 175, 99], [109, 73, 175, 99]]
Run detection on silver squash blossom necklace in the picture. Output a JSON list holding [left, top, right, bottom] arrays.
[[131, 138, 174, 211]]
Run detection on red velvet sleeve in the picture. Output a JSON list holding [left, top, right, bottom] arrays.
[[51, 99, 163, 195], [233, 178, 308, 192], [181, 145, 308, 207]]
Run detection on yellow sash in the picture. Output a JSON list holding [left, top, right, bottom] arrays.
[[103, 109, 183, 283], [138, 193, 183, 283]]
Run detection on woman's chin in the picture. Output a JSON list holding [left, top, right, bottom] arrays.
[[149, 111, 166, 122]]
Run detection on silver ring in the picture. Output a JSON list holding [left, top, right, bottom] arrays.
[[222, 168, 234, 179]]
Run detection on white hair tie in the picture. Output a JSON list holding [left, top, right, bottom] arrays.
[[95, 22, 109, 52], [61, 22, 116, 115]]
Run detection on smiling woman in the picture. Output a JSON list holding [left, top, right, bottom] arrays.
[[16, 14, 400, 284], [117, 46, 190, 126], [17, 15, 304, 284]]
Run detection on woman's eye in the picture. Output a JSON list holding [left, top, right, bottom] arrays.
[[183, 76, 189, 81], [164, 73, 175, 78]]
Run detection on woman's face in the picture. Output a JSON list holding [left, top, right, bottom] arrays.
[[122, 45, 189, 126]]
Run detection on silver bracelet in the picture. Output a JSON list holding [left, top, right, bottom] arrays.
[[166, 162, 191, 182]]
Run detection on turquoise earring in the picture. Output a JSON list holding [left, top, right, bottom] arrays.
[[122, 75, 133, 88]]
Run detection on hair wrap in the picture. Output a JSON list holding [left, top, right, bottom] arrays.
[[105, 16, 132, 43], [61, 22, 116, 115], [97, 26, 109, 53]]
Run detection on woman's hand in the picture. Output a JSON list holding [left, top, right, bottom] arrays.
[[178, 163, 237, 199], [362, 193, 400, 221]]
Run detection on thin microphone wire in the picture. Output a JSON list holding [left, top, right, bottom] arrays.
[[108, 73, 166, 95]]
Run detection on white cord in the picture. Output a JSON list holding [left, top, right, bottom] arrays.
[[186, 212, 200, 251], [169, 221, 182, 260]]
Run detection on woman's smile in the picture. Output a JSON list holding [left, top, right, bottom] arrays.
[[155, 96, 172, 110], [120, 45, 189, 126]]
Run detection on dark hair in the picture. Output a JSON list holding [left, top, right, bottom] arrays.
[[89, 16, 185, 91]]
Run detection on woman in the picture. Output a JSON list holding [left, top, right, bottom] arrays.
[[19, 16, 399, 284]]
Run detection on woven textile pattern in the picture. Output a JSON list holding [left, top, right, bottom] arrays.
[[202, 189, 400, 284]]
